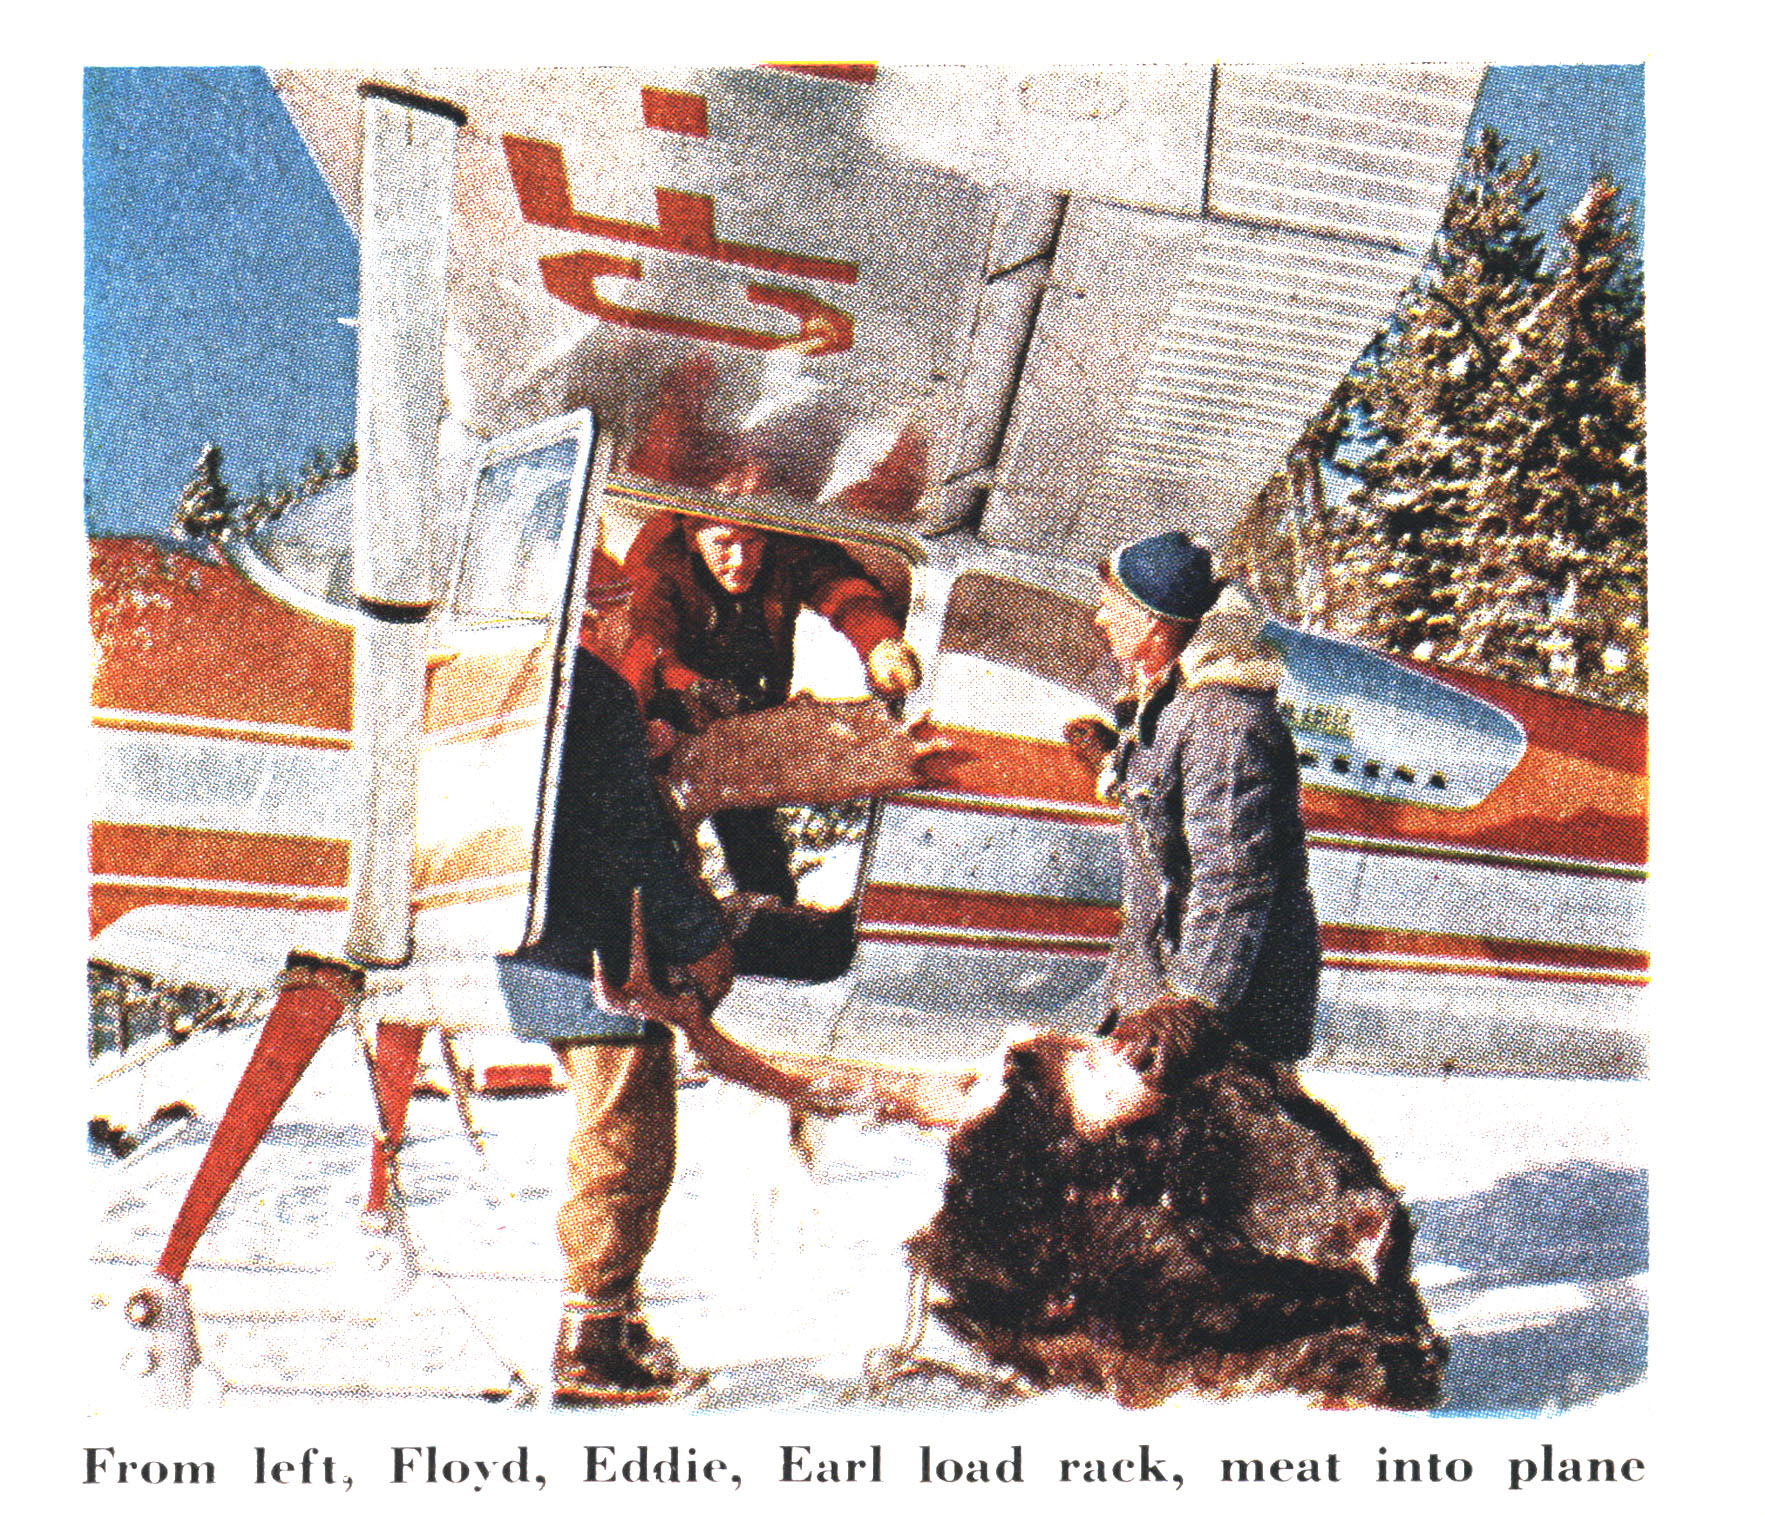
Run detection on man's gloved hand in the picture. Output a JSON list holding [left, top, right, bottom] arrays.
[[865, 637, 922, 697], [1110, 995, 1216, 1087], [1062, 715, 1120, 775]]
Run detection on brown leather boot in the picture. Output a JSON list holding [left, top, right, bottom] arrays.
[[619, 1317, 682, 1381], [552, 1310, 679, 1406]]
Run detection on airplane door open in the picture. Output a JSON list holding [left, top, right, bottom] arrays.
[[842, 568, 1126, 1059], [414, 411, 603, 954]]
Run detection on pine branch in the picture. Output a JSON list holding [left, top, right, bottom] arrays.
[[1422, 289, 1521, 397]]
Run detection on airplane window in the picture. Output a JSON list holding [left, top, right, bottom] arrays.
[[244, 476, 355, 605], [941, 573, 1119, 700], [1263, 622, 1525, 809], [919, 591, 1520, 809], [453, 438, 582, 623], [934, 572, 1123, 739], [242, 431, 480, 613]]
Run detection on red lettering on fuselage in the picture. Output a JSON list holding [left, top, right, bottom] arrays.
[[640, 87, 708, 137], [502, 137, 856, 284], [538, 250, 852, 354], [503, 133, 857, 354], [764, 63, 878, 85]]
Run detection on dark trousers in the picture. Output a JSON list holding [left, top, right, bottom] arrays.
[[710, 806, 797, 903]]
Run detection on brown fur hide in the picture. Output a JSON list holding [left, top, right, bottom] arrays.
[[907, 1034, 1447, 1409]]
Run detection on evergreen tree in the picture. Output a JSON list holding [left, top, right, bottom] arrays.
[[1330, 129, 1548, 661], [1475, 179, 1646, 709], [172, 443, 236, 541], [1319, 128, 1645, 709], [238, 470, 297, 536], [170, 440, 358, 544]]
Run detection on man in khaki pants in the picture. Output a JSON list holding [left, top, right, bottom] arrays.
[[505, 549, 733, 1404]]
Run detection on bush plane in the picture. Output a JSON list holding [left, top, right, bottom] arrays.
[[86, 66, 1645, 1402]]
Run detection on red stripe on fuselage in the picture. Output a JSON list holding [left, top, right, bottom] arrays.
[[1300, 746, 1646, 867], [1305, 831, 1644, 881], [910, 726, 1113, 807], [1321, 957, 1645, 987], [861, 928, 1112, 957], [90, 824, 350, 890], [861, 883, 1118, 939], [906, 718, 1646, 869], [1319, 924, 1646, 973], [859, 884, 1644, 981], [89, 884, 348, 939], [1396, 654, 1648, 775]]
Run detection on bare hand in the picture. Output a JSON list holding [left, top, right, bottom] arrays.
[[904, 711, 957, 768], [681, 677, 747, 730], [865, 637, 922, 697], [594, 890, 727, 1029]]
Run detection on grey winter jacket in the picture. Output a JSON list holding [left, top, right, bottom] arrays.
[[1106, 589, 1320, 1063]]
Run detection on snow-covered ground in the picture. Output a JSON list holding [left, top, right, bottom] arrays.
[[87, 1020, 1645, 1415]]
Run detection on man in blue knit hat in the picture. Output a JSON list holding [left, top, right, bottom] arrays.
[[1086, 528, 1320, 1079]]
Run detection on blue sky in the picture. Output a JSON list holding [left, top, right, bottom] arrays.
[[84, 68, 358, 533], [82, 65, 1644, 537]]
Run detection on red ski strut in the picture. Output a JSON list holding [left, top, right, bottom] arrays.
[[156, 955, 364, 1282], [363, 1022, 425, 1213]]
